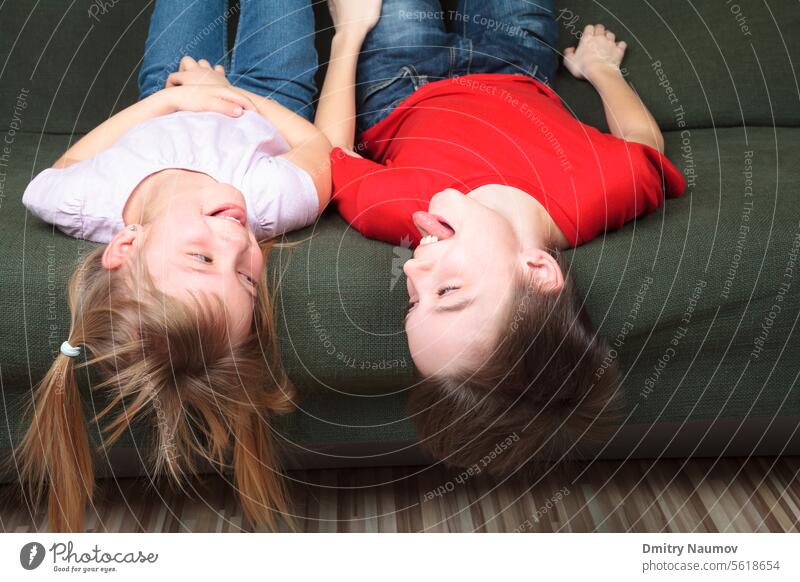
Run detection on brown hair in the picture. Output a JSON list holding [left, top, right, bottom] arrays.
[[408, 250, 623, 476], [7, 239, 295, 532]]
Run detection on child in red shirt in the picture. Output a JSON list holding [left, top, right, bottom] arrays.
[[316, 0, 686, 474]]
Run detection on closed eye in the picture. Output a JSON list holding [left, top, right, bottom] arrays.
[[406, 285, 459, 313], [190, 253, 257, 290]]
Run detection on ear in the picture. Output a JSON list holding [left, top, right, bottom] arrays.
[[521, 248, 564, 293], [101, 225, 140, 270]]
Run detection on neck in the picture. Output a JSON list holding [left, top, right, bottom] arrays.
[[468, 184, 570, 251], [507, 191, 571, 252], [529, 202, 570, 251], [122, 171, 165, 225]]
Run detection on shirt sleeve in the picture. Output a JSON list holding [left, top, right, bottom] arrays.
[[242, 155, 320, 239], [21, 160, 123, 244], [330, 147, 436, 245], [625, 139, 687, 200], [584, 134, 687, 244]]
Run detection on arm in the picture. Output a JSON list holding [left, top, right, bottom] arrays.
[[314, 0, 383, 155], [165, 58, 334, 209], [52, 85, 256, 169], [230, 86, 333, 210], [588, 68, 665, 155], [331, 151, 435, 244], [564, 23, 665, 154]]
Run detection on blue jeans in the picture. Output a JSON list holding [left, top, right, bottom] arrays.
[[356, 0, 559, 134], [138, 0, 318, 121]]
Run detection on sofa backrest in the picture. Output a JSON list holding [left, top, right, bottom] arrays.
[[552, 0, 800, 132], [0, 0, 798, 135]]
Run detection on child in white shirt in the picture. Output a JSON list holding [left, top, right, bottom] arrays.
[[14, 0, 329, 533]]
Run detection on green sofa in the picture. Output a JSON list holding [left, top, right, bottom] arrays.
[[1, 0, 798, 482]]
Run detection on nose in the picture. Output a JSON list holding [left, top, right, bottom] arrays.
[[403, 257, 433, 279], [214, 220, 251, 248]]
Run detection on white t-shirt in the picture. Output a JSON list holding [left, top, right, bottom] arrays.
[[22, 110, 319, 243]]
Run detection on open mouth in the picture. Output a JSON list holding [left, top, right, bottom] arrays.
[[208, 203, 247, 227], [412, 211, 455, 245]]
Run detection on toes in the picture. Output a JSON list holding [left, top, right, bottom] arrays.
[[606, 30, 615, 42], [198, 58, 212, 69], [617, 40, 627, 50], [214, 64, 225, 74], [594, 23, 605, 35], [582, 24, 595, 38]]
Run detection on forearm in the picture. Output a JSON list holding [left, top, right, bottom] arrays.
[[54, 92, 174, 168], [586, 66, 665, 154], [314, 32, 366, 151]]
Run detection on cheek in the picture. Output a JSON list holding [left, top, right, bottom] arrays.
[[252, 248, 266, 274], [406, 326, 439, 376], [148, 217, 202, 248], [477, 222, 519, 267]]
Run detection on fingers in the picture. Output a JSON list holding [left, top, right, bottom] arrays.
[[179, 56, 198, 72], [166, 72, 184, 87], [216, 87, 256, 111], [167, 70, 230, 88], [581, 23, 622, 45], [179, 56, 220, 73], [205, 98, 244, 117]]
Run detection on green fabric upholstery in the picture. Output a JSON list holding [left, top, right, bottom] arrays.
[[1, 1, 799, 481]]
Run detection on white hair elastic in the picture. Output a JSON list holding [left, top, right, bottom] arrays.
[[60, 341, 81, 357]]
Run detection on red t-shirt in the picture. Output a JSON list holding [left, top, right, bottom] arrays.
[[330, 73, 686, 247]]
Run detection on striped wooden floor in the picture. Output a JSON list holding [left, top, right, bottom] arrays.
[[1, 457, 798, 532]]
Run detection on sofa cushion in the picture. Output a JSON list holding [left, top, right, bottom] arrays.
[[1, 1, 799, 480]]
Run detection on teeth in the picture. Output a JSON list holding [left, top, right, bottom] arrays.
[[419, 235, 439, 245]]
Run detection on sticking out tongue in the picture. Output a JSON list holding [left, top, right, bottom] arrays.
[[412, 211, 455, 240]]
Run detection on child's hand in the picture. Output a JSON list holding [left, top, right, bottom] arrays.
[[166, 56, 231, 88], [163, 85, 256, 117], [327, 0, 382, 38], [563, 23, 627, 81]]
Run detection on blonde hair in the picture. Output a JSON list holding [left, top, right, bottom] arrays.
[[7, 238, 295, 532]]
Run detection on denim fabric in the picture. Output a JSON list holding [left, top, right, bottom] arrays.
[[138, 0, 318, 120], [356, 0, 559, 133]]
